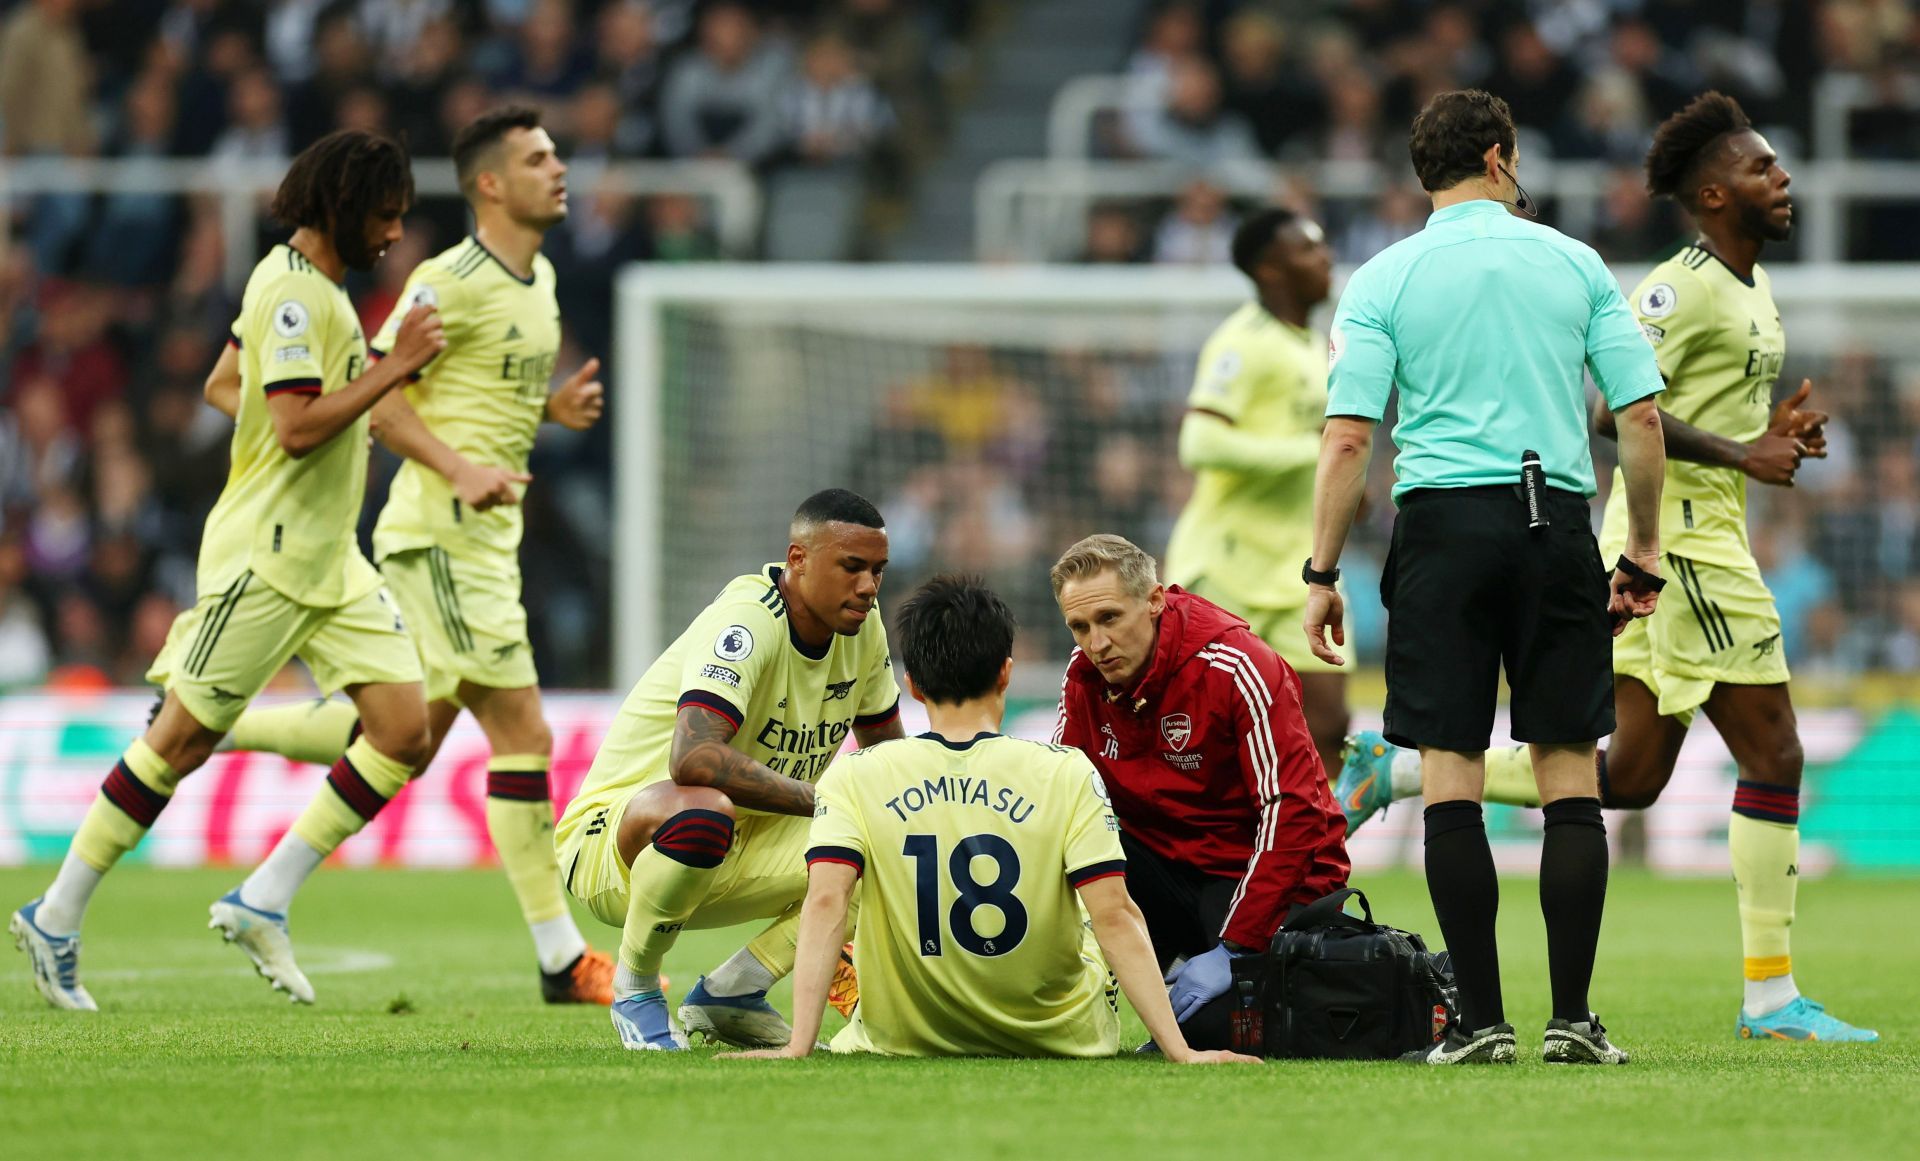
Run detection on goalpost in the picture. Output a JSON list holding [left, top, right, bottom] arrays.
[[613, 262, 1920, 693]]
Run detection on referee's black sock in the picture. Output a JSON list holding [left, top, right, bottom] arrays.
[[1423, 800, 1503, 1031], [1540, 796, 1609, 1023]]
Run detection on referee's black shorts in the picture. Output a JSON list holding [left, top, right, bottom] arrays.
[[1380, 484, 1614, 752]]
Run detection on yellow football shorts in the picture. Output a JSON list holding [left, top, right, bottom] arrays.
[[1612, 553, 1790, 726], [1242, 595, 1355, 675], [147, 573, 422, 733], [558, 792, 812, 930], [380, 547, 539, 706]]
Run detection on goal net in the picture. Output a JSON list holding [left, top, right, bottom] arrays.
[[614, 263, 1920, 694]]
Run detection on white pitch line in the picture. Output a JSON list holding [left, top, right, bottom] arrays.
[[89, 946, 395, 982]]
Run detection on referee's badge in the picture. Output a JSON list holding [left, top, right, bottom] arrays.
[[1638, 283, 1678, 318], [1161, 713, 1192, 752]]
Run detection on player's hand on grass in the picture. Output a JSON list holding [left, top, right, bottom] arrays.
[[1166, 1047, 1265, 1066], [547, 357, 605, 430], [390, 303, 447, 374], [452, 460, 531, 510], [1302, 584, 1345, 666], [718, 1045, 811, 1061]]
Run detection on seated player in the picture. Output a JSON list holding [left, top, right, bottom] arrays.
[[555, 489, 903, 1050], [726, 575, 1259, 1063]]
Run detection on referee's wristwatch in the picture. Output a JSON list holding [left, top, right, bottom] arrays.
[[1302, 558, 1340, 587]]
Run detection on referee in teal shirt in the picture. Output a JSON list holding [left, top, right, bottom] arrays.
[[1303, 90, 1669, 1066]]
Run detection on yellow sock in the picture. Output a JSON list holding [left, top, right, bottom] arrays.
[[226, 699, 359, 765], [742, 886, 860, 979], [288, 736, 415, 856], [618, 808, 734, 978], [1730, 809, 1798, 980], [1484, 746, 1542, 808], [484, 754, 567, 926], [71, 740, 182, 872]]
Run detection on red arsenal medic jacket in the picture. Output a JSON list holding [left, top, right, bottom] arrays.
[[1053, 587, 1349, 949]]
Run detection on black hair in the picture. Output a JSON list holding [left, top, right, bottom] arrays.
[[1407, 89, 1516, 193], [452, 105, 544, 199], [1644, 90, 1752, 210], [794, 488, 884, 531], [269, 129, 413, 269], [1230, 207, 1300, 279], [896, 575, 1016, 705]]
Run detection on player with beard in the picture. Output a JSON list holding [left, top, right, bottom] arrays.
[[209, 107, 620, 1004], [1339, 92, 1875, 1042], [11, 130, 444, 1009]]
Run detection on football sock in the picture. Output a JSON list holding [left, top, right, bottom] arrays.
[[36, 852, 105, 937], [1389, 746, 1422, 799], [618, 809, 734, 980], [482, 753, 586, 971], [1731, 781, 1802, 1017], [238, 832, 325, 915], [613, 964, 659, 1002], [706, 944, 779, 997], [222, 699, 361, 764], [1424, 800, 1504, 1030], [1484, 746, 1543, 808], [283, 734, 416, 858], [1539, 797, 1609, 1022]]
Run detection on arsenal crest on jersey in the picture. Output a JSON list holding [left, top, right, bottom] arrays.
[[1161, 713, 1192, 752]]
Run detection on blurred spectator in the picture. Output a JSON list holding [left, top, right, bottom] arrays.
[[1590, 166, 1673, 261], [1152, 178, 1235, 266], [824, 0, 941, 161], [659, 1, 790, 165], [210, 67, 291, 165], [594, 0, 664, 154], [1133, 56, 1261, 167], [86, 69, 183, 286], [0, 0, 96, 157], [1282, 67, 1385, 164], [1121, 2, 1206, 152], [1338, 183, 1426, 264], [0, 537, 51, 688], [1080, 203, 1147, 264], [286, 7, 372, 148], [10, 286, 128, 433], [1484, 21, 1577, 143], [493, 0, 594, 111], [387, 17, 469, 153], [786, 32, 895, 166], [1217, 9, 1318, 156]]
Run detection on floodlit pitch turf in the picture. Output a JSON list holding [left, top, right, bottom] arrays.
[[3, 868, 1914, 1161]]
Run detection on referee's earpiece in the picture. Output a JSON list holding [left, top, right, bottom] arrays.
[[1498, 161, 1539, 219]]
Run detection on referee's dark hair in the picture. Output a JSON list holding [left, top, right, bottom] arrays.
[[1644, 91, 1752, 211], [895, 575, 1016, 705], [453, 105, 544, 199], [1231, 207, 1300, 278], [269, 128, 414, 243], [1408, 89, 1517, 193]]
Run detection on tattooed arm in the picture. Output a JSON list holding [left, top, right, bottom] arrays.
[[852, 716, 907, 750], [670, 705, 815, 816]]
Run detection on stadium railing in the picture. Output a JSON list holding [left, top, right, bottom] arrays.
[[973, 157, 1920, 263], [0, 157, 763, 289]]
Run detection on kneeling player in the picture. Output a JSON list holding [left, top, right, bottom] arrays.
[[729, 575, 1258, 1063], [555, 489, 903, 1050]]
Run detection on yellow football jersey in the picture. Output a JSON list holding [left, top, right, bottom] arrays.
[[557, 565, 899, 840], [1164, 302, 1327, 612], [370, 236, 562, 566], [199, 244, 382, 608], [1601, 245, 1785, 568], [809, 732, 1125, 1058]]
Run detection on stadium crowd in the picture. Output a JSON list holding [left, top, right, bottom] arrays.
[[2, 0, 1919, 690]]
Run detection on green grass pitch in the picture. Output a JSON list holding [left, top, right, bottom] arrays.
[[4, 867, 1916, 1161]]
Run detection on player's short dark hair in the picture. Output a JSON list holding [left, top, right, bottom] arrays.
[[896, 575, 1016, 705], [453, 106, 544, 199], [1230, 207, 1299, 278], [1407, 89, 1516, 193], [794, 488, 884, 532], [1644, 90, 1752, 210], [269, 129, 413, 235]]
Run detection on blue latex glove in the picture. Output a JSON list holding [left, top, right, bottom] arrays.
[[1165, 943, 1237, 1023]]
